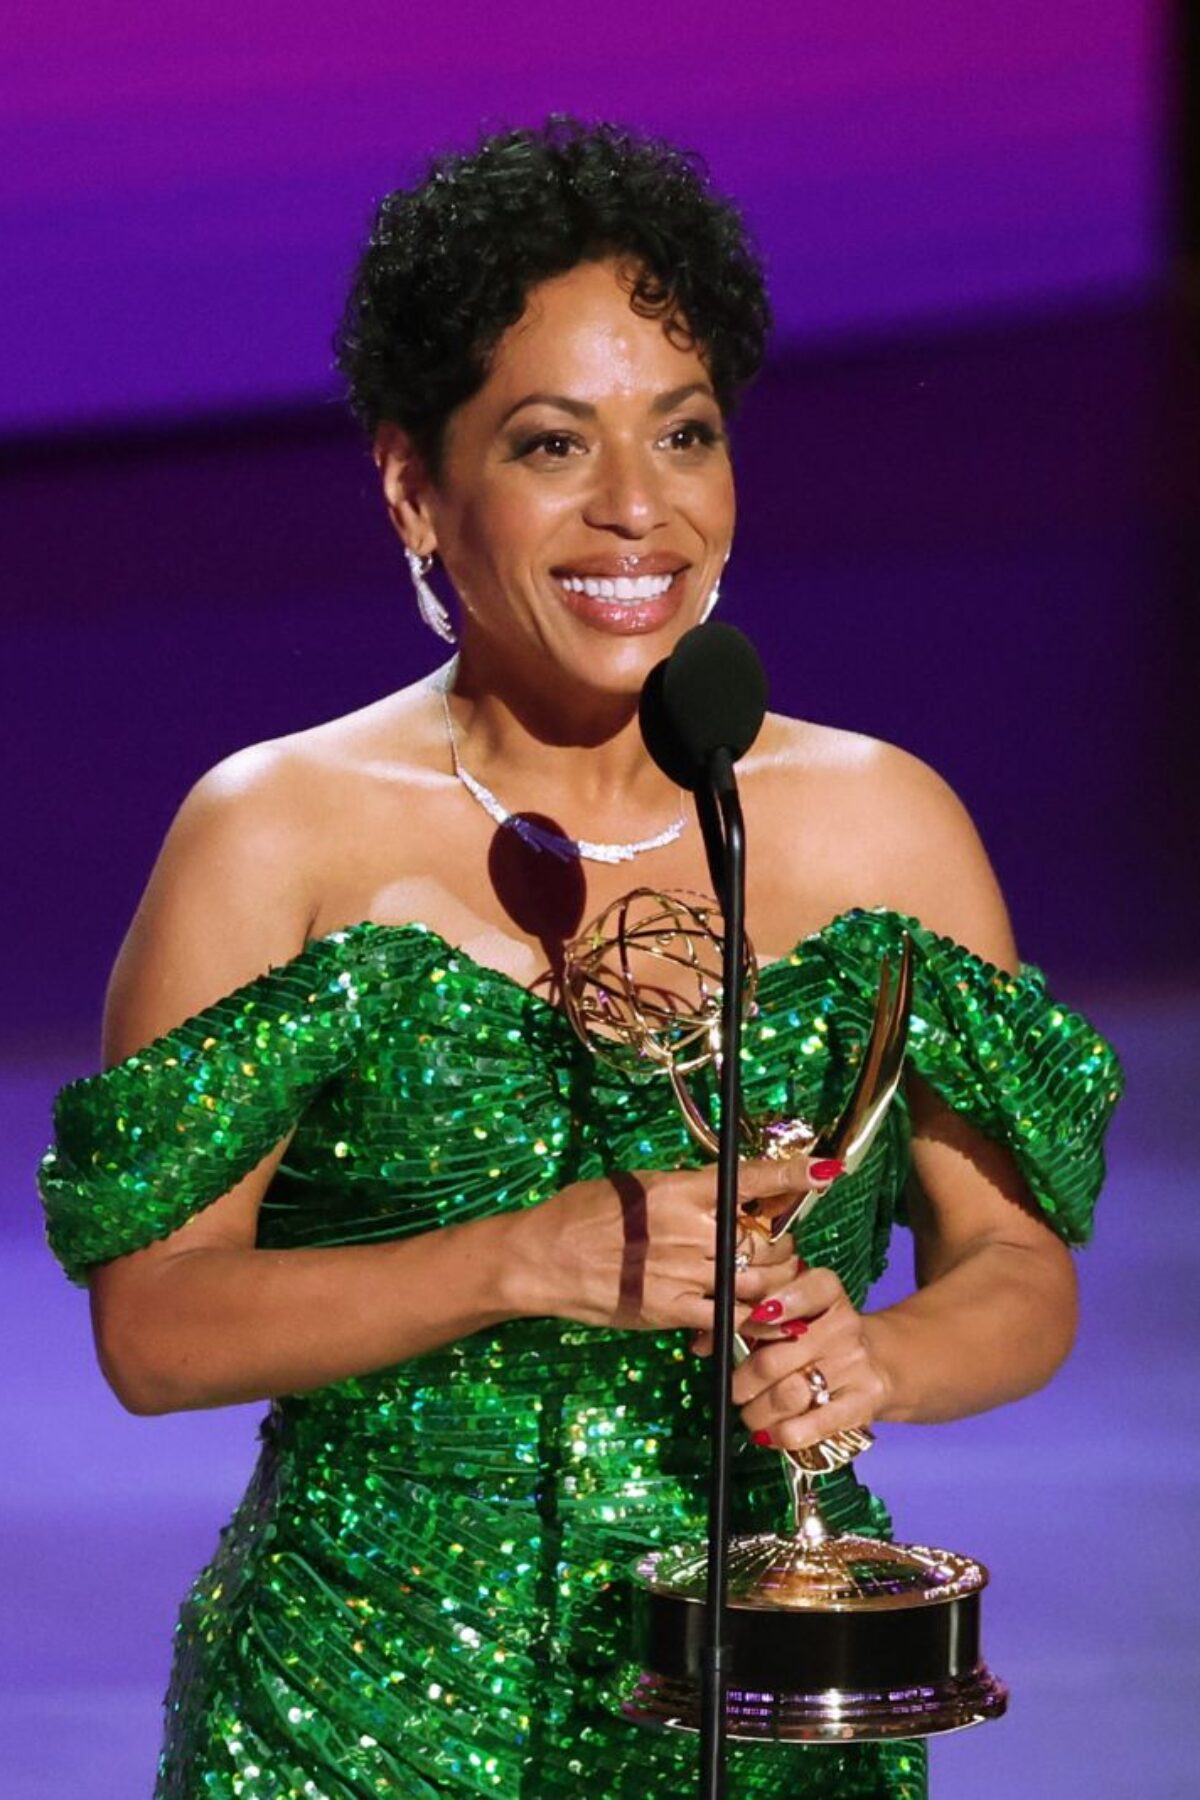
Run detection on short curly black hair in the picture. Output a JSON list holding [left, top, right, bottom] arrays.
[[334, 117, 771, 476]]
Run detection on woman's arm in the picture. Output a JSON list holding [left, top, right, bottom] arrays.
[[94, 1202, 530, 1416], [865, 1072, 1078, 1424], [96, 1158, 808, 1415], [731, 1097, 1077, 1452], [731, 742, 1081, 1449]]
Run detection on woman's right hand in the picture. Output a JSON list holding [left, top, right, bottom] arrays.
[[502, 1155, 836, 1333]]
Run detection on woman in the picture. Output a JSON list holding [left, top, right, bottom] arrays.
[[39, 120, 1121, 1797]]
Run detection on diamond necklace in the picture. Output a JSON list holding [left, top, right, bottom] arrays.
[[438, 684, 687, 865]]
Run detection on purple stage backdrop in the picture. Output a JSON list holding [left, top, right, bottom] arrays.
[[4, 1, 1160, 434]]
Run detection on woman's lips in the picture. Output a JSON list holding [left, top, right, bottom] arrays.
[[554, 569, 686, 635], [557, 572, 676, 601]]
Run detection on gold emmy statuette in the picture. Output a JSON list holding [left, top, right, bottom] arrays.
[[563, 890, 1007, 1742]]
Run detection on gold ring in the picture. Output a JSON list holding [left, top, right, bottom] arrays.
[[803, 1364, 831, 1408]]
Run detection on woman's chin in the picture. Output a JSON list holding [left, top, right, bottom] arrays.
[[464, 593, 702, 702], [550, 625, 688, 698]]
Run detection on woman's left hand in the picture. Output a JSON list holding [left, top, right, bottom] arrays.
[[725, 1264, 893, 1454]]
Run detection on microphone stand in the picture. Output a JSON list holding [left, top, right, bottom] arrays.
[[697, 748, 747, 1800]]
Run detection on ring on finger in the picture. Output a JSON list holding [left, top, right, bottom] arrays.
[[734, 1227, 754, 1273], [802, 1363, 831, 1408]]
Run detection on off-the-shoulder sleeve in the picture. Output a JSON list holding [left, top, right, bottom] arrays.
[[38, 930, 373, 1284], [814, 909, 1124, 1246]]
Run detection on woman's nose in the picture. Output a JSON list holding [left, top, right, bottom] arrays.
[[582, 444, 668, 536]]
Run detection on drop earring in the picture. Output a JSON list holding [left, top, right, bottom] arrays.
[[406, 547, 456, 645], [701, 546, 732, 621]]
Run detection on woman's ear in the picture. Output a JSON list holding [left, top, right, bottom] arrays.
[[373, 424, 437, 557]]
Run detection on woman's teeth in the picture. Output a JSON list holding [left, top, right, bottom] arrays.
[[558, 573, 676, 601]]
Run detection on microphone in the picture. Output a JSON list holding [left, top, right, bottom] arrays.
[[639, 623, 768, 793], [640, 624, 768, 886], [639, 622, 767, 1798]]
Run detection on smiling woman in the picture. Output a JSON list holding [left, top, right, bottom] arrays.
[[36, 118, 1121, 1799], [372, 258, 736, 693]]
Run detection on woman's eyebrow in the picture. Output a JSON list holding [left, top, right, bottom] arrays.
[[651, 381, 717, 414], [498, 382, 717, 429], [499, 393, 594, 427]]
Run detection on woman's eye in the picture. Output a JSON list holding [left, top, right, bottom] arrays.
[[515, 431, 581, 460], [662, 420, 720, 451]]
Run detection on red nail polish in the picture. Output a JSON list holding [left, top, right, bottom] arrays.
[[750, 1298, 784, 1324], [782, 1319, 809, 1339], [810, 1158, 845, 1183], [794, 1257, 809, 1273], [751, 1429, 774, 1447]]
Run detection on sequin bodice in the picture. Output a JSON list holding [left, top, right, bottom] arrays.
[[38, 909, 1122, 1799]]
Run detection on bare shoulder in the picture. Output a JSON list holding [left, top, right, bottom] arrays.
[[748, 715, 1019, 967], [102, 678, 441, 1061], [150, 677, 442, 911]]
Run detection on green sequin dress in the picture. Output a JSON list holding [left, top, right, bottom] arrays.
[[38, 908, 1121, 1799]]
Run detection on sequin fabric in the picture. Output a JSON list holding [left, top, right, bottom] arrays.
[[38, 908, 1122, 1798]]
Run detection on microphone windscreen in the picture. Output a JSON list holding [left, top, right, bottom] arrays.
[[638, 659, 701, 790], [660, 623, 768, 771]]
